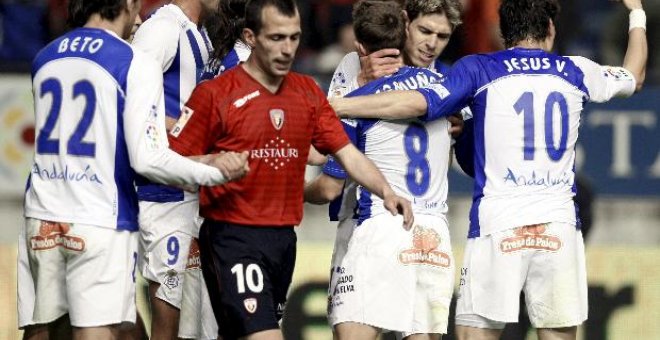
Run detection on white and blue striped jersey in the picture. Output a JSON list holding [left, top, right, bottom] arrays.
[[25, 28, 227, 231], [417, 48, 636, 238], [215, 40, 251, 76], [132, 4, 212, 119], [328, 66, 451, 223], [132, 4, 213, 203]]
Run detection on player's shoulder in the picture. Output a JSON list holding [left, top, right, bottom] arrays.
[[286, 71, 321, 89], [139, 5, 186, 34]]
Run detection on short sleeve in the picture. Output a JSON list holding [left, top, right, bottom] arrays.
[[569, 56, 636, 103], [417, 56, 478, 121], [168, 82, 220, 156], [309, 80, 351, 155]]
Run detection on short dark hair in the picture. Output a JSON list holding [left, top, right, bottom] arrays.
[[208, 0, 249, 61], [245, 0, 298, 35], [499, 0, 560, 48], [352, 0, 406, 53], [405, 0, 462, 30], [67, 0, 128, 28]]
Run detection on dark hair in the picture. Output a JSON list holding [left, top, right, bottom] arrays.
[[207, 0, 249, 61], [67, 0, 128, 28], [245, 0, 298, 35], [499, 0, 560, 48], [352, 0, 406, 53], [405, 0, 462, 30]]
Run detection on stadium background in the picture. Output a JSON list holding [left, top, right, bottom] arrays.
[[0, 0, 657, 339]]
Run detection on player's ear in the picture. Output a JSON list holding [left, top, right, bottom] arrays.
[[243, 28, 256, 48], [355, 42, 368, 57], [546, 19, 556, 51]]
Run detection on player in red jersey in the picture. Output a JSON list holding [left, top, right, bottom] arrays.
[[168, 0, 413, 339]]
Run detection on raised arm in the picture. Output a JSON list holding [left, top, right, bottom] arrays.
[[621, 0, 647, 91], [330, 90, 428, 120]]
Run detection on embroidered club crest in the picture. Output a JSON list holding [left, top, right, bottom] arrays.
[[269, 109, 285, 130], [244, 298, 258, 314]]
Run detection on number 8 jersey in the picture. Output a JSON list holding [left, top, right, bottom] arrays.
[[417, 48, 636, 238], [329, 66, 452, 223]]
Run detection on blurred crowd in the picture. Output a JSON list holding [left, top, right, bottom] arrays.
[[0, 0, 657, 88]]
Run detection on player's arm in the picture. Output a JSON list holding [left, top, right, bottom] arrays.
[[305, 151, 349, 204], [131, 16, 179, 70], [330, 90, 428, 120], [332, 59, 476, 121], [621, 0, 647, 91], [332, 144, 413, 229], [307, 146, 327, 165], [304, 173, 345, 204], [124, 54, 247, 185]]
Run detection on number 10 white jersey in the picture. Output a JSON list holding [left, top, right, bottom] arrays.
[[417, 48, 636, 237]]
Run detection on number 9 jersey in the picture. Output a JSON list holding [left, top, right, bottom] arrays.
[[417, 48, 636, 238]]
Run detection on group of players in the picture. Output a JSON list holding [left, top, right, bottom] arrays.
[[17, 0, 647, 340]]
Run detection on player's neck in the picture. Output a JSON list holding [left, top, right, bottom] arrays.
[[173, 0, 202, 25], [513, 37, 552, 52], [241, 62, 285, 94], [84, 13, 129, 39]]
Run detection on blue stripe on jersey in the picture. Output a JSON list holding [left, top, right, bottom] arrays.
[[186, 29, 204, 84], [219, 49, 240, 75], [468, 89, 488, 238], [163, 42, 182, 119], [356, 187, 373, 225], [136, 181, 184, 202], [328, 190, 343, 221], [115, 88, 139, 231]]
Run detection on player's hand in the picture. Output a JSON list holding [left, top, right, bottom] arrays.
[[211, 151, 250, 181], [619, 0, 643, 11], [448, 113, 464, 138], [358, 48, 403, 86], [383, 190, 414, 230]]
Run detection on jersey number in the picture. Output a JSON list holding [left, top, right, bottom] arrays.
[[514, 91, 568, 161], [37, 78, 97, 157], [231, 263, 264, 294], [404, 123, 430, 196]]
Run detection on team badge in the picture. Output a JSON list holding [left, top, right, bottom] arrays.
[[244, 298, 258, 314], [269, 109, 285, 130], [164, 269, 180, 289]]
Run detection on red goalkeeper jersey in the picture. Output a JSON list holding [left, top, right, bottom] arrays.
[[169, 66, 350, 226]]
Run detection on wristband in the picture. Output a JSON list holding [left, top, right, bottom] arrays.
[[629, 9, 646, 32]]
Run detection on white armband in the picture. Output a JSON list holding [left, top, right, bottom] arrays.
[[629, 9, 646, 32]]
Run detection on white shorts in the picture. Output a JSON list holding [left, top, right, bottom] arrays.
[[455, 222, 588, 329], [178, 238, 219, 340], [138, 199, 201, 308], [18, 218, 138, 328], [328, 213, 454, 334]]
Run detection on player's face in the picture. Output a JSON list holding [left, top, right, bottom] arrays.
[[404, 13, 452, 68], [250, 6, 301, 79], [123, 0, 142, 40]]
